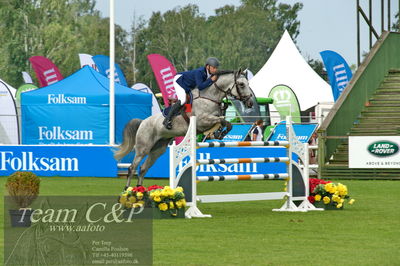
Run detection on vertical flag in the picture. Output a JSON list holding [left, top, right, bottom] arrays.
[[131, 83, 162, 115], [268, 84, 301, 123], [29, 56, 63, 87], [147, 54, 177, 107], [92, 55, 128, 86], [21, 71, 33, 84], [0, 80, 19, 144], [320, 50, 353, 101], [79, 53, 98, 71]]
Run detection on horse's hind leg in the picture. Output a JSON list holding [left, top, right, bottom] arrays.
[[126, 151, 146, 189], [137, 139, 171, 186]]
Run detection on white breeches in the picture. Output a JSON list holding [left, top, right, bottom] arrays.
[[173, 74, 187, 104]]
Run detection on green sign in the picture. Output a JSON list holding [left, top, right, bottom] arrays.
[[268, 85, 301, 123], [16, 83, 38, 102], [367, 141, 399, 157]]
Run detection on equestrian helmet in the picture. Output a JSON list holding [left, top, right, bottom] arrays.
[[205, 57, 220, 67]]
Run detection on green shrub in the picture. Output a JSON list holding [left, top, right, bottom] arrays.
[[6, 172, 40, 208]]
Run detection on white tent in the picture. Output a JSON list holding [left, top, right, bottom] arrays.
[[250, 30, 333, 111], [0, 79, 19, 144]]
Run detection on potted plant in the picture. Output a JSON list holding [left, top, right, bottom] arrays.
[[6, 171, 40, 227]]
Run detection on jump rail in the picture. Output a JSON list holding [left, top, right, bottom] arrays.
[[170, 116, 322, 218]]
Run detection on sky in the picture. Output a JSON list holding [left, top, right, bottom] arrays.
[[95, 0, 399, 68]]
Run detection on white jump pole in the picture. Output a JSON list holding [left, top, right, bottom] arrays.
[[109, 0, 115, 145]]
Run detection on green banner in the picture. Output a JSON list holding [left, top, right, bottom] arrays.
[[16, 83, 38, 102], [268, 84, 301, 123]]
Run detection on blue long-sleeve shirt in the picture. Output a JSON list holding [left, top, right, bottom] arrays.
[[176, 67, 213, 92]]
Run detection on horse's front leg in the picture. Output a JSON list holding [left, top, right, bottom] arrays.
[[197, 115, 232, 139], [218, 120, 232, 140]]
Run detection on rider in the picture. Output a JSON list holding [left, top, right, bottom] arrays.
[[163, 57, 220, 129]]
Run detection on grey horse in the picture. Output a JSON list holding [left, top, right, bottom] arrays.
[[114, 69, 253, 188]]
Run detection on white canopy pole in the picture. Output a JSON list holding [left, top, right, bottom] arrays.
[[109, 0, 115, 145]]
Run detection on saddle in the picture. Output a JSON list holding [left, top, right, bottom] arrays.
[[162, 93, 192, 123]]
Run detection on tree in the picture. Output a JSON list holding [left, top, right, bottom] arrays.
[[0, 0, 127, 87], [130, 0, 302, 92]]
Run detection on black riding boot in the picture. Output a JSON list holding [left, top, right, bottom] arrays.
[[163, 100, 181, 129]]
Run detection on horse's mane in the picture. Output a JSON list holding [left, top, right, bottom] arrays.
[[215, 70, 235, 76]]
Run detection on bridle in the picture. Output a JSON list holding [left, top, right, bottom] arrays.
[[194, 71, 251, 105]]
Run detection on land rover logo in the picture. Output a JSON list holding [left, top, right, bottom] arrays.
[[368, 141, 399, 157]]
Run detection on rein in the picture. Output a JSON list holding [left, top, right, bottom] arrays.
[[193, 70, 248, 106]]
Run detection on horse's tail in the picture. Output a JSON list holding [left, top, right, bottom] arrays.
[[114, 119, 142, 160]]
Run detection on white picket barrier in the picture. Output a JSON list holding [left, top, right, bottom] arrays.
[[169, 116, 322, 218]]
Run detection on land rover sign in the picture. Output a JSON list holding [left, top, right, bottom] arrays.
[[349, 136, 400, 168], [367, 141, 399, 157]]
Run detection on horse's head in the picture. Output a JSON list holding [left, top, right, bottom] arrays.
[[229, 68, 253, 108]]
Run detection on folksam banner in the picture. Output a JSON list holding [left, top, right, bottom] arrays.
[[147, 54, 177, 107], [320, 50, 353, 101], [0, 145, 117, 177], [268, 85, 301, 123], [268, 122, 318, 143], [29, 56, 63, 87], [92, 55, 128, 86], [0, 81, 19, 144]]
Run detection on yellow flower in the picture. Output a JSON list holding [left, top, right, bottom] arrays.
[[164, 186, 171, 190], [169, 201, 175, 209], [129, 196, 137, 203], [127, 187, 133, 192], [323, 196, 330, 204], [158, 203, 168, 211], [336, 203, 343, 208], [176, 201, 182, 208], [175, 187, 183, 192], [337, 183, 348, 196], [340, 198, 345, 203], [349, 199, 355, 205], [153, 190, 161, 197], [161, 190, 169, 197], [119, 195, 127, 204], [314, 194, 321, 201], [125, 202, 133, 208], [136, 192, 143, 200], [153, 196, 161, 202], [180, 199, 186, 207], [168, 189, 175, 197]]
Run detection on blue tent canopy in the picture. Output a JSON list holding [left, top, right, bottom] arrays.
[[21, 66, 152, 144]]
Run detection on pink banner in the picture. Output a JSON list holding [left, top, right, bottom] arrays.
[[29, 56, 63, 87], [147, 54, 177, 107]]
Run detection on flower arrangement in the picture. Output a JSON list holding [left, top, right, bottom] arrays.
[[308, 178, 355, 209], [148, 185, 186, 213], [119, 186, 148, 209], [119, 185, 186, 214]]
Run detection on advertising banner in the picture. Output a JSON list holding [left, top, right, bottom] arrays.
[[268, 85, 301, 123], [121, 146, 290, 178], [92, 55, 128, 86], [131, 83, 162, 115], [0, 145, 117, 177], [147, 54, 177, 107], [320, 50, 353, 101], [29, 56, 63, 87], [79, 53, 98, 71], [349, 136, 400, 168], [268, 123, 317, 143], [21, 71, 33, 84]]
